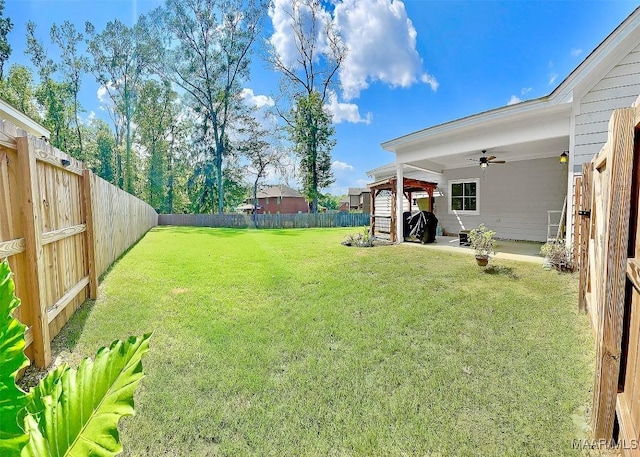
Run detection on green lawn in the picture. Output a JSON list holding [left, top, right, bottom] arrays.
[[55, 227, 595, 456]]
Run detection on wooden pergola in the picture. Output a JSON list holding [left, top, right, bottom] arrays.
[[369, 177, 438, 243]]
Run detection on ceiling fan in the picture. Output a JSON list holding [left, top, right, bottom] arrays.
[[470, 150, 506, 168]]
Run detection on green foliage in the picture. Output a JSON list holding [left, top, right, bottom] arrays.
[[0, 260, 150, 456], [469, 223, 496, 258], [541, 241, 573, 271], [0, 65, 40, 120], [87, 19, 150, 194], [0, 261, 29, 454], [341, 226, 375, 247], [145, 0, 262, 213], [318, 193, 341, 210], [288, 91, 335, 213], [0, 0, 13, 80]]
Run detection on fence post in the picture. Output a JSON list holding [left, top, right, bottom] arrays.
[[16, 135, 51, 368], [82, 169, 98, 299]]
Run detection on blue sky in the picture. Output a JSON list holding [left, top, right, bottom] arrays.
[[4, 0, 639, 195]]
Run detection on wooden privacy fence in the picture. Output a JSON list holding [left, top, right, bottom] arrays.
[[159, 212, 370, 229], [0, 121, 157, 368], [575, 102, 640, 453]]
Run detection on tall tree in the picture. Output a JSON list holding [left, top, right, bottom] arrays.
[[0, 0, 13, 80], [288, 91, 334, 208], [134, 79, 177, 211], [146, 0, 263, 213], [86, 118, 117, 184], [266, 0, 346, 212], [50, 21, 90, 158], [239, 115, 282, 224], [86, 19, 149, 193], [26, 21, 75, 151]]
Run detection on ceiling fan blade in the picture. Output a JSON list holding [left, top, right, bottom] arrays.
[[486, 155, 497, 161], [488, 160, 506, 164]]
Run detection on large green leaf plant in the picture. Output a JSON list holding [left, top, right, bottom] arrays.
[[0, 259, 150, 456]]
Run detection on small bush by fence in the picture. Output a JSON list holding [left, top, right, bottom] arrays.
[[159, 212, 370, 229]]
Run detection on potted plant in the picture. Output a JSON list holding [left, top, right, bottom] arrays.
[[469, 224, 496, 266]]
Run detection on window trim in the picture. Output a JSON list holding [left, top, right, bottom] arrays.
[[447, 178, 480, 215]]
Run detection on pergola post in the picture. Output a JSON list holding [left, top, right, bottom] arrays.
[[395, 163, 404, 243]]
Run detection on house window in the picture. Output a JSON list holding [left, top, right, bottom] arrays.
[[265, 197, 269, 204], [277, 196, 281, 204], [448, 179, 479, 215]]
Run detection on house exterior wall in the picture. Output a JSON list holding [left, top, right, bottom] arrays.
[[360, 192, 371, 213], [349, 194, 360, 209], [574, 43, 640, 167], [434, 157, 567, 242], [258, 196, 309, 214]]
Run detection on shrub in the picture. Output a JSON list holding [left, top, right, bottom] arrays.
[[469, 224, 496, 259], [540, 241, 573, 271], [0, 259, 150, 456], [341, 226, 375, 247]]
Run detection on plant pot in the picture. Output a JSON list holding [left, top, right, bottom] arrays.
[[475, 256, 489, 267]]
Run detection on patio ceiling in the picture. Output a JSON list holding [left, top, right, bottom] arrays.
[[406, 135, 570, 172], [387, 99, 572, 174]]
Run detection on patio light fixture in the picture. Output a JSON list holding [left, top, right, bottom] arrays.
[[560, 151, 568, 164]]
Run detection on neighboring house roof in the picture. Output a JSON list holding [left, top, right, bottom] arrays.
[[0, 98, 50, 139], [373, 6, 640, 175], [347, 187, 369, 196], [257, 184, 304, 198]]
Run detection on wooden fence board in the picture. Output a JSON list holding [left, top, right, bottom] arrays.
[[591, 108, 635, 440], [17, 135, 51, 367]]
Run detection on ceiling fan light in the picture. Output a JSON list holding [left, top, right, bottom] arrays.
[[480, 161, 488, 169], [560, 151, 568, 164]]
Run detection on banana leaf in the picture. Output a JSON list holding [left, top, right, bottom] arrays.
[[0, 260, 30, 455], [21, 333, 151, 457]]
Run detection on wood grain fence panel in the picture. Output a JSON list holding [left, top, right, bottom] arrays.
[[17, 135, 51, 367], [91, 173, 157, 277], [589, 108, 636, 441]]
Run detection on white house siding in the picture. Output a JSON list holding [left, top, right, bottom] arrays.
[[574, 43, 640, 168], [434, 157, 567, 242]]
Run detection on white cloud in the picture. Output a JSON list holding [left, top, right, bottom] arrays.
[[571, 48, 583, 57], [548, 73, 558, 85], [268, 0, 436, 101], [332, 160, 355, 172], [521, 87, 532, 95], [325, 91, 372, 124], [268, 0, 332, 69], [507, 95, 521, 105], [335, 0, 437, 99], [97, 85, 110, 104], [240, 88, 275, 109]]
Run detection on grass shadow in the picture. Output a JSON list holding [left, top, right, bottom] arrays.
[[483, 264, 520, 280]]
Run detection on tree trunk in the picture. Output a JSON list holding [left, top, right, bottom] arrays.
[[253, 179, 259, 228], [125, 93, 133, 194]]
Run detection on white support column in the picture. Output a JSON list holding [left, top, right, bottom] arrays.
[[396, 162, 404, 244], [565, 102, 578, 247]]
